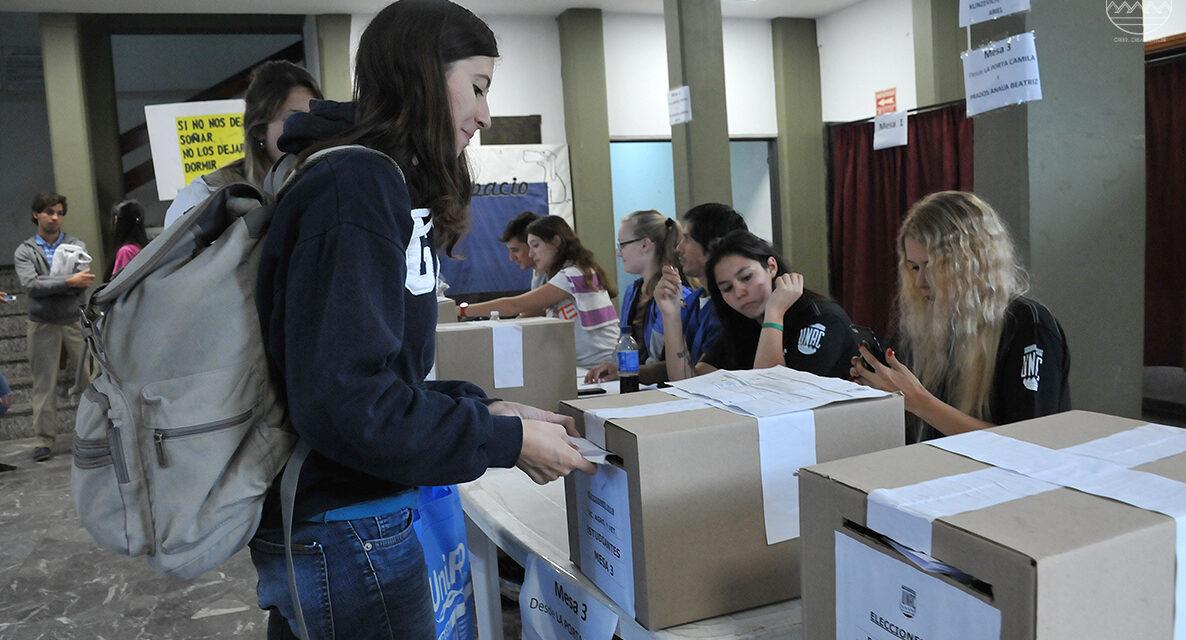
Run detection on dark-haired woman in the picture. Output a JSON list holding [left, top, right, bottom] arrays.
[[109, 200, 148, 276], [252, 2, 594, 638], [699, 230, 859, 379], [164, 60, 324, 226], [465, 215, 620, 366]]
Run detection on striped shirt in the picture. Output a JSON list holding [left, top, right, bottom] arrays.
[[546, 265, 620, 367], [34, 234, 62, 269]]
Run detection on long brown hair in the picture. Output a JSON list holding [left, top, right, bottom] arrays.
[[241, 61, 323, 185], [303, 0, 497, 256], [527, 216, 617, 298]]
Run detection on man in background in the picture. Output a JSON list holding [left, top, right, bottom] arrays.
[[14, 192, 94, 462]]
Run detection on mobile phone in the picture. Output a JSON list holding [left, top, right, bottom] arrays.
[[849, 324, 888, 370], [577, 386, 608, 396]]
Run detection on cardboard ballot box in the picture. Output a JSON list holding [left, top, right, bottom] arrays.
[[437, 297, 457, 324], [559, 387, 904, 630], [434, 317, 576, 411], [800, 410, 1186, 640]]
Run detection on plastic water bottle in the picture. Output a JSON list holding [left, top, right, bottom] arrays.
[[616, 334, 640, 393]]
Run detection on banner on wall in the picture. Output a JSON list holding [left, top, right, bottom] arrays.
[[144, 99, 246, 201], [440, 144, 573, 296]]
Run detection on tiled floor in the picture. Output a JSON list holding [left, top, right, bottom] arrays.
[[0, 435, 523, 640]]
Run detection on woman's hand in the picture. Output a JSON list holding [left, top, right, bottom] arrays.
[[517, 419, 597, 484], [849, 346, 931, 414], [488, 400, 577, 435], [654, 265, 684, 318], [584, 362, 618, 383], [764, 273, 803, 321]]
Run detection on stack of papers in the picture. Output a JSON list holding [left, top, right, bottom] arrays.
[[664, 366, 890, 417]]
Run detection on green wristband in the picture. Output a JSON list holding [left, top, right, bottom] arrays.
[[762, 321, 784, 332]]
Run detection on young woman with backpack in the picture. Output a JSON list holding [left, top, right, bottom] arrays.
[[252, 1, 595, 637]]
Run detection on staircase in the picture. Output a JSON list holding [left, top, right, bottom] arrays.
[[0, 266, 79, 441]]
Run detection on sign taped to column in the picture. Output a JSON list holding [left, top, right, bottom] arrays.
[[962, 31, 1042, 117], [959, 0, 1031, 27], [145, 99, 246, 201]]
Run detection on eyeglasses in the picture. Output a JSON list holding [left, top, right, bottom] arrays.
[[616, 238, 644, 252]]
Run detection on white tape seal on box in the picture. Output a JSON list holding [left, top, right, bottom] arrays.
[[490, 324, 524, 389], [579, 398, 710, 448], [867, 424, 1186, 640]]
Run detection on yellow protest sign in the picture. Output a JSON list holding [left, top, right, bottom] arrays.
[[176, 112, 245, 185]]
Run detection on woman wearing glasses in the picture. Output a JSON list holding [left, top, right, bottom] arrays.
[[463, 215, 620, 366]]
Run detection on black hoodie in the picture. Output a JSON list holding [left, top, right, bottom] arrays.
[[257, 100, 523, 523]]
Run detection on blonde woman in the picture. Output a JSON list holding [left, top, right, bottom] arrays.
[[852, 191, 1070, 442]]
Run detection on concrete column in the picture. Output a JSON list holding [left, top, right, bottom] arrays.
[[314, 15, 353, 101], [557, 9, 616, 287], [771, 18, 829, 295], [39, 14, 105, 269], [972, 12, 1145, 417], [912, 0, 965, 106], [663, 0, 732, 216]]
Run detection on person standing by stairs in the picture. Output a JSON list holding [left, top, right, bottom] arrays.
[[13, 192, 94, 462]]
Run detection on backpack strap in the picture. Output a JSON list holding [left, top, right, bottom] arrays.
[[280, 439, 313, 640]]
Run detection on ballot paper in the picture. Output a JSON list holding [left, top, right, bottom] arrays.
[[569, 437, 613, 465], [665, 366, 889, 417]]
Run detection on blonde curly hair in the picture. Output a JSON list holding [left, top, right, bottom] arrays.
[[896, 191, 1028, 420]]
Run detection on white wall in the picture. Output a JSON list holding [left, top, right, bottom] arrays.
[[603, 12, 778, 139], [816, 0, 916, 122], [482, 15, 566, 145], [349, 13, 567, 145], [1147, 4, 1186, 39]]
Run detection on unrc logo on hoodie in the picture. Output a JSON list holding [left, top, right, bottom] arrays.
[[798, 323, 827, 355], [430, 541, 471, 637], [1021, 344, 1043, 392]]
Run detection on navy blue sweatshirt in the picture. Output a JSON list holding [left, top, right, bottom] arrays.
[[257, 101, 523, 523]]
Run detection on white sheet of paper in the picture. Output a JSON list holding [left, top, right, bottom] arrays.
[[519, 555, 619, 640], [570, 437, 612, 465], [666, 367, 889, 417], [959, 0, 1030, 26], [574, 463, 636, 617], [962, 31, 1042, 117], [873, 111, 908, 150], [490, 323, 524, 389], [835, 532, 1002, 640], [757, 411, 816, 544], [668, 85, 692, 125]]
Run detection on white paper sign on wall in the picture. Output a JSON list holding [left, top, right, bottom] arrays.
[[668, 85, 692, 125], [960, 0, 1031, 27], [873, 111, 909, 150], [519, 555, 619, 640], [962, 31, 1042, 117], [834, 532, 1002, 640], [145, 99, 247, 201]]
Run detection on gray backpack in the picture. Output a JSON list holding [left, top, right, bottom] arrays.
[[71, 147, 376, 585]]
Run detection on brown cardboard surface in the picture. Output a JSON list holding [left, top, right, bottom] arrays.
[[434, 318, 575, 411], [562, 389, 905, 630], [437, 297, 457, 323], [801, 410, 1183, 640]]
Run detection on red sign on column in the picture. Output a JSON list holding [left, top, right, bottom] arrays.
[[875, 88, 897, 115]]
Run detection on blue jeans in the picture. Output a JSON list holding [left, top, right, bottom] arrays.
[[249, 508, 435, 640]]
